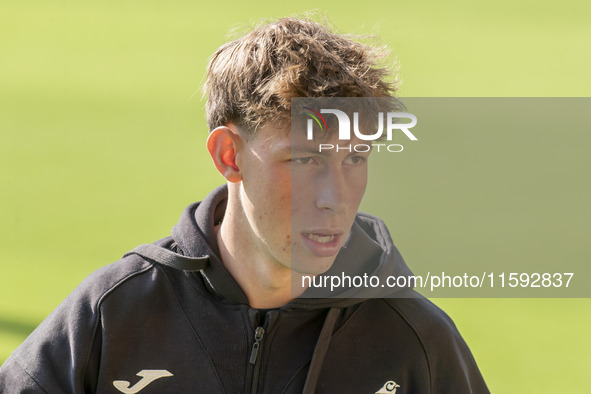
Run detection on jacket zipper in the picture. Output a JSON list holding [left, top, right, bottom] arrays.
[[249, 326, 265, 365], [249, 325, 265, 394]]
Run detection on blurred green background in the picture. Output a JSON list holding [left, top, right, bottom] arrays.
[[1, 0, 589, 392]]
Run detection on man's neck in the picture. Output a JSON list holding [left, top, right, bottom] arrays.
[[215, 208, 305, 309]]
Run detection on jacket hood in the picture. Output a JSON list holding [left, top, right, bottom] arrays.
[[129, 185, 415, 309]]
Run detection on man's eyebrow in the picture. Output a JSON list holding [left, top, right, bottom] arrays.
[[280, 146, 325, 154]]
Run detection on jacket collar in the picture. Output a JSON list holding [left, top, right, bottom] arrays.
[[172, 184, 250, 305]]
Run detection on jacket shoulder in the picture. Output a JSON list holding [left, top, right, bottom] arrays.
[[0, 253, 157, 393], [74, 253, 156, 306], [382, 295, 490, 393], [383, 295, 462, 341]]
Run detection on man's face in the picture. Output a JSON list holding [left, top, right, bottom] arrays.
[[236, 124, 369, 276]]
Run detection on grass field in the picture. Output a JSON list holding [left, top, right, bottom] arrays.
[[1, 1, 590, 392]]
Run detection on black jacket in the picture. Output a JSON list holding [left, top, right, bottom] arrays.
[[0, 185, 489, 393]]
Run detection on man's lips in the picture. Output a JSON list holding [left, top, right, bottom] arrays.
[[300, 230, 344, 257]]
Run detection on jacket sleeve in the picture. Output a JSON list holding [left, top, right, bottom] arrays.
[[423, 312, 490, 394], [387, 296, 490, 393], [0, 256, 153, 394], [0, 283, 102, 393], [0, 356, 48, 393]]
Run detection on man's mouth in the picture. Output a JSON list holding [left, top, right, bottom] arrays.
[[303, 233, 335, 244], [300, 230, 343, 258]]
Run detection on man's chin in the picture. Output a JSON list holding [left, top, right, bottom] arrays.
[[288, 256, 337, 277]]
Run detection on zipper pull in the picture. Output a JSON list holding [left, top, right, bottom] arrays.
[[248, 326, 265, 365]]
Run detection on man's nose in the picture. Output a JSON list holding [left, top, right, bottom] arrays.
[[315, 166, 347, 214]]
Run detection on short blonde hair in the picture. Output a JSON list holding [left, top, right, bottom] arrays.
[[204, 17, 397, 138]]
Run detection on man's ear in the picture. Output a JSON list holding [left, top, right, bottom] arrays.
[[207, 125, 243, 183]]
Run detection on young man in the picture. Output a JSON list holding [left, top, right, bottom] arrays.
[[0, 18, 489, 393]]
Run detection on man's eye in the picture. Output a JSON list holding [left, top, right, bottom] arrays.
[[346, 156, 367, 165], [293, 157, 313, 165]]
